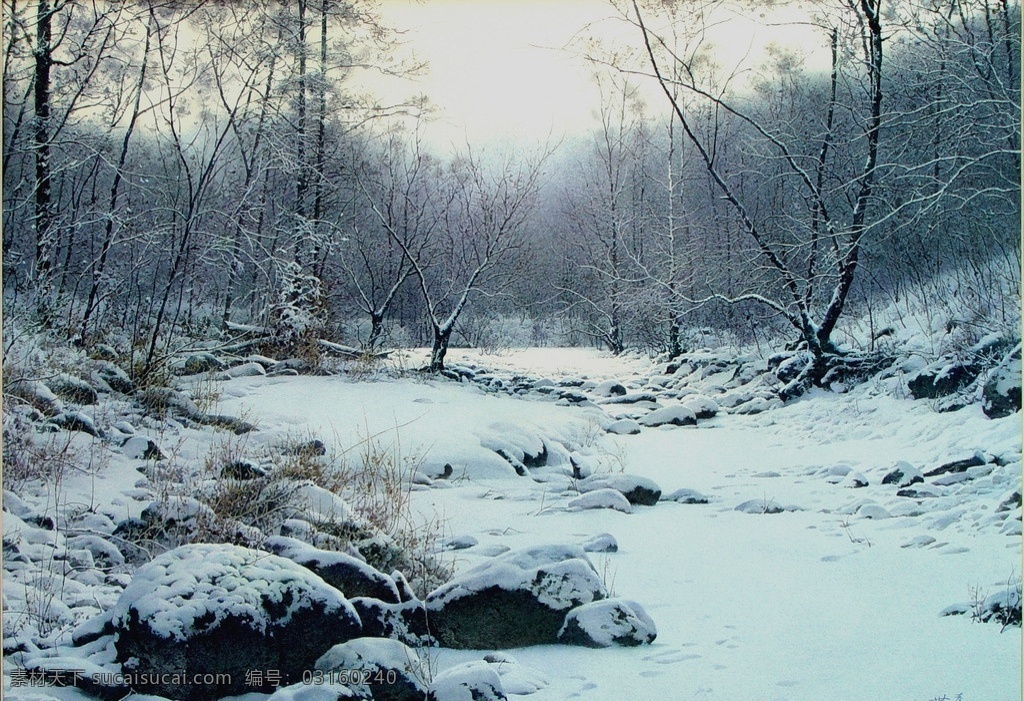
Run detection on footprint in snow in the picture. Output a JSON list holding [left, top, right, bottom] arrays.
[[644, 648, 703, 664]]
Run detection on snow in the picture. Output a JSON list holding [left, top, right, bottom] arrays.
[[109, 544, 353, 641], [427, 544, 606, 611], [567, 488, 633, 513], [4, 346, 1020, 701]]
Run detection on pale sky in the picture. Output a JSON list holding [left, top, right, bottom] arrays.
[[366, 1, 825, 153]]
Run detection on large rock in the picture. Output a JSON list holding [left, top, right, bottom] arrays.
[[638, 405, 696, 428], [110, 543, 362, 700], [48, 373, 99, 405], [558, 598, 657, 648], [425, 544, 607, 649], [264, 536, 400, 603], [429, 661, 507, 701], [6, 378, 63, 416], [577, 473, 661, 506], [349, 597, 433, 647], [907, 361, 979, 399], [315, 638, 427, 701], [982, 352, 1021, 419]]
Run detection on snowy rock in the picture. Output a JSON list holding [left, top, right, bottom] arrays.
[[734, 498, 796, 514], [599, 392, 660, 406], [49, 410, 104, 438], [89, 360, 135, 394], [138, 387, 201, 417], [856, 503, 891, 520], [266, 681, 364, 701], [592, 380, 628, 397], [182, 353, 225, 375], [121, 435, 165, 461], [900, 535, 937, 548], [581, 533, 618, 553], [67, 535, 125, 569], [982, 352, 1021, 418], [315, 638, 428, 701], [996, 490, 1022, 512], [577, 473, 661, 506], [605, 418, 641, 435], [924, 451, 987, 477], [219, 459, 269, 480], [637, 405, 696, 428], [111, 543, 362, 699], [264, 536, 400, 603], [558, 598, 657, 648], [730, 396, 782, 415], [440, 534, 479, 551], [221, 361, 267, 379], [425, 544, 607, 649], [881, 461, 923, 488], [896, 485, 944, 499], [839, 471, 869, 488], [481, 653, 548, 695], [907, 361, 979, 399], [972, 587, 1022, 627], [349, 597, 432, 647], [429, 661, 506, 701], [7, 378, 64, 416], [681, 394, 719, 419], [567, 488, 633, 514], [47, 373, 99, 405], [663, 488, 710, 504]]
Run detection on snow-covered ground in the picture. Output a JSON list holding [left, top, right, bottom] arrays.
[[4, 346, 1021, 701], [213, 348, 1021, 701]]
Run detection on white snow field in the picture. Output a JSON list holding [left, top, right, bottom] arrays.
[[2, 347, 1020, 701], [210, 348, 1022, 701]]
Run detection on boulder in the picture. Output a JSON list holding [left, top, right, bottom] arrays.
[[221, 361, 268, 379], [122, 435, 165, 461], [89, 360, 135, 394], [605, 418, 641, 435], [581, 533, 618, 553], [182, 353, 225, 375], [982, 352, 1021, 419], [429, 661, 507, 701], [881, 461, 923, 488], [348, 597, 432, 647], [923, 451, 986, 478], [567, 488, 632, 514], [425, 544, 607, 649], [577, 473, 661, 506], [138, 387, 201, 417], [264, 536, 400, 603], [907, 361, 979, 399], [315, 638, 428, 701], [592, 380, 628, 397], [663, 488, 710, 504], [6, 378, 63, 416], [558, 598, 657, 648], [681, 394, 719, 420], [110, 543, 362, 700], [50, 410, 103, 438], [48, 373, 99, 405]]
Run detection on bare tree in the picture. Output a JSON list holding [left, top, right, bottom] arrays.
[[365, 142, 549, 371]]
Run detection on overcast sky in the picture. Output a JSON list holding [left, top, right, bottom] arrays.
[[366, 1, 825, 153]]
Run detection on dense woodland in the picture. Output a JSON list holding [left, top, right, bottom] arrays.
[[2, 0, 1020, 376]]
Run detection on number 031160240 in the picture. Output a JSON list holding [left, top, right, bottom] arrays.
[[302, 669, 399, 686]]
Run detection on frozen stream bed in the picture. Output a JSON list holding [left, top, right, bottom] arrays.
[[210, 348, 1022, 701]]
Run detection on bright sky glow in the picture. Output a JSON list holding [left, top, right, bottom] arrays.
[[368, 1, 827, 153]]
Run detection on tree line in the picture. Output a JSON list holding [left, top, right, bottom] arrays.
[[3, 0, 1019, 375]]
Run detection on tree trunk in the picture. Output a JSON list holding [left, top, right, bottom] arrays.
[[430, 323, 452, 372], [33, 0, 53, 295]]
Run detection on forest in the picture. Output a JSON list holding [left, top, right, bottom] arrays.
[[2, 0, 1020, 373]]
